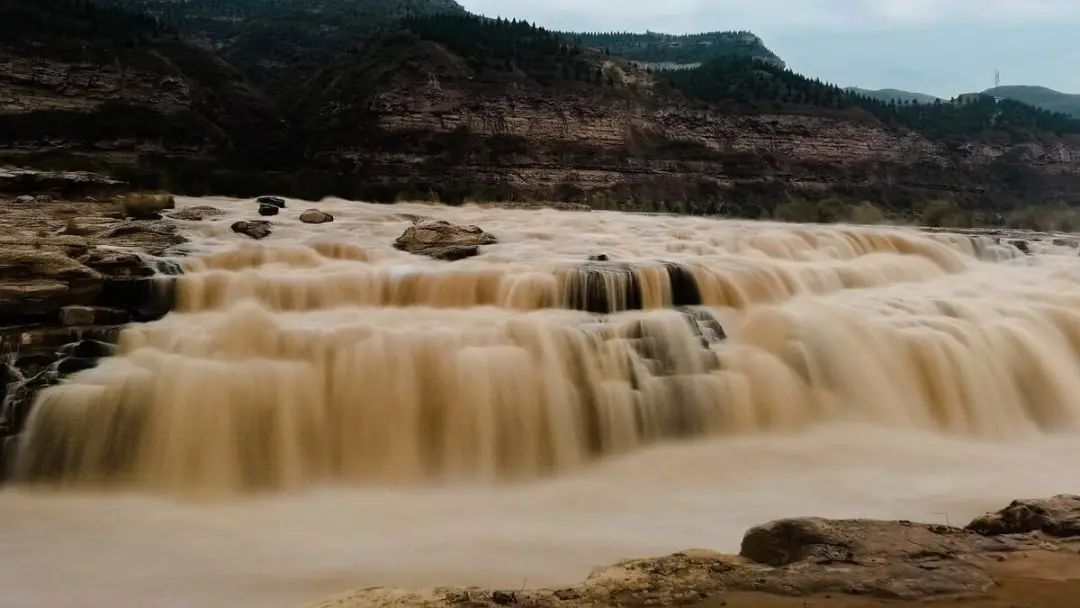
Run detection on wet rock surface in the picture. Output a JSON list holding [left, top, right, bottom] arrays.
[[257, 196, 287, 209], [395, 220, 496, 260], [313, 496, 1080, 608], [0, 191, 183, 453], [231, 220, 273, 239], [258, 203, 280, 216]]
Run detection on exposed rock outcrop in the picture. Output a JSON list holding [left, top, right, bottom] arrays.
[[258, 203, 280, 216], [394, 220, 496, 260], [0, 250, 103, 318], [0, 195, 182, 446], [968, 495, 1080, 537], [314, 496, 1080, 608], [169, 206, 226, 221]]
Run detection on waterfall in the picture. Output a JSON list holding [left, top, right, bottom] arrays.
[[13, 199, 1080, 494]]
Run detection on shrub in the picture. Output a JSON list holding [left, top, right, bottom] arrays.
[[918, 199, 971, 228], [849, 201, 885, 225], [773, 199, 819, 223], [116, 192, 176, 219], [1006, 206, 1080, 233]]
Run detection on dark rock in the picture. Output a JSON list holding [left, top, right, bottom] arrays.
[[257, 196, 286, 208], [664, 262, 703, 307], [231, 220, 272, 240], [1010, 240, 1031, 254], [299, 209, 334, 224], [587, 253, 610, 261], [394, 220, 496, 259], [967, 495, 1080, 537], [258, 203, 280, 216], [563, 262, 642, 314], [422, 245, 479, 261], [68, 339, 116, 359], [56, 357, 97, 376], [99, 277, 176, 320], [168, 206, 226, 221], [490, 591, 516, 605], [59, 306, 130, 327]]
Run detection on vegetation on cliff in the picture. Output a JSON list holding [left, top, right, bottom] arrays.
[[4, 0, 1080, 215], [571, 31, 782, 66], [664, 57, 1080, 138]]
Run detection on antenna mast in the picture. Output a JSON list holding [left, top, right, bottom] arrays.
[[995, 69, 1000, 88]]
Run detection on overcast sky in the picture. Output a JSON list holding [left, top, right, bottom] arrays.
[[457, 0, 1080, 98]]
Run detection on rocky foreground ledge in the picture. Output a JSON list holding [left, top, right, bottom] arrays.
[[0, 172, 184, 456], [315, 496, 1080, 607]]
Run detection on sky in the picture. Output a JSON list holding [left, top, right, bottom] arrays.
[[457, 0, 1080, 98]]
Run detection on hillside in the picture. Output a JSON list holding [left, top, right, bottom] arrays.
[[984, 86, 1080, 118], [95, 0, 465, 81], [848, 88, 941, 105], [3, 1, 1080, 215], [0, 0, 287, 177]]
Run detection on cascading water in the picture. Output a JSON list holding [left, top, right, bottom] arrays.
[[6, 197, 1080, 608], [12, 199, 1080, 495]]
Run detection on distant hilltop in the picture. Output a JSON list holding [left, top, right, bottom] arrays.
[[851, 85, 1079, 118], [983, 86, 1080, 118]]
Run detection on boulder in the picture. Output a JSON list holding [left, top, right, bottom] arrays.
[[168, 206, 225, 221], [967, 495, 1080, 537], [231, 220, 272, 240], [299, 209, 334, 224], [257, 196, 286, 208], [258, 203, 280, 217], [15, 195, 35, 204], [394, 220, 496, 259], [77, 250, 155, 278], [35, 194, 53, 203]]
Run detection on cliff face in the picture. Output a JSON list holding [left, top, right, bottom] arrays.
[[3, 2, 1079, 211], [0, 1, 285, 171], [302, 48, 1080, 210]]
